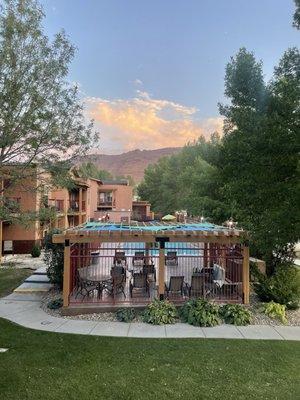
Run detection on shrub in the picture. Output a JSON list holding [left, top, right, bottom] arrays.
[[142, 299, 178, 325], [253, 265, 300, 309], [263, 301, 287, 324], [31, 244, 41, 258], [181, 299, 220, 327], [219, 304, 252, 326], [47, 298, 63, 310], [44, 229, 64, 288], [116, 308, 136, 322]]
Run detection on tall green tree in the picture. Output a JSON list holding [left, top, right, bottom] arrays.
[[0, 0, 97, 205], [138, 135, 228, 222], [219, 48, 300, 273], [293, 0, 300, 29], [78, 162, 113, 181]]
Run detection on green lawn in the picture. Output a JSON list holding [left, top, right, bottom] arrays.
[[0, 268, 32, 297], [0, 319, 299, 400]]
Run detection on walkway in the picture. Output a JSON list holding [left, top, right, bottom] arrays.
[[0, 293, 299, 340]]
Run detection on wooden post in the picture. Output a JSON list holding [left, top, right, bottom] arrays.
[[242, 244, 250, 304], [158, 246, 165, 300], [78, 188, 83, 225], [203, 243, 208, 268], [63, 239, 71, 307]]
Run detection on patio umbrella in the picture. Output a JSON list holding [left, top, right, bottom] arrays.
[[162, 214, 176, 221]]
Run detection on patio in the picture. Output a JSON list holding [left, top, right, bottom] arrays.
[[52, 222, 250, 313]]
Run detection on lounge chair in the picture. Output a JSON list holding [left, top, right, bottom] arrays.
[[165, 276, 184, 298], [129, 273, 149, 298], [165, 251, 178, 266], [187, 275, 206, 298], [132, 251, 145, 266]]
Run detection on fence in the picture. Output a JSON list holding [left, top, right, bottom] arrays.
[[67, 242, 244, 307]]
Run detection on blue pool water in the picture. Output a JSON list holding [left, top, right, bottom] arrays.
[[122, 242, 201, 256]]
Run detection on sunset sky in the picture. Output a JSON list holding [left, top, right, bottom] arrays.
[[41, 0, 299, 154]]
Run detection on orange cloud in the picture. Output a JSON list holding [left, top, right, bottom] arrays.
[[85, 91, 223, 153]]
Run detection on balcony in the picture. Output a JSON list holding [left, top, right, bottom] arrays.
[[48, 199, 64, 213], [68, 200, 86, 213], [97, 197, 115, 208]]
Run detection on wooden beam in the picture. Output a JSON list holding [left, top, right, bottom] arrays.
[[158, 247, 165, 300], [242, 244, 250, 304], [63, 240, 71, 307]]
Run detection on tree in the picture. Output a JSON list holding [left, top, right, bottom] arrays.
[[78, 162, 113, 181], [293, 0, 300, 29], [219, 48, 300, 273], [0, 0, 97, 204], [138, 135, 228, 222]]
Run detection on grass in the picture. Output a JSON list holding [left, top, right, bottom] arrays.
[[0, 319, 299, 400], [0, 268, 32, 297]]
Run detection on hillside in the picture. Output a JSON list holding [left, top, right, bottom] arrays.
[[77, 148, 182, 183]]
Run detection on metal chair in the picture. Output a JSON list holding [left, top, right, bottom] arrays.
[[165, 276, 184, 298], [129, 273, 149, 298], [165, 251, 178, 266]]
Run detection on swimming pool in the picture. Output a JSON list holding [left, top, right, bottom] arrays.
[[122, 242, 202, 256]]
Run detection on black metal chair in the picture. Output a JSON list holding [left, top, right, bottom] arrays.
[[113, 251, 127, 266], [132, 251, 145, 266], [165, 251, 178, 266], [187, 275, 206, 298], [165, 276, 184, 298], [104, 273, 126, 298], [75, 269, 101, 299], [129, 273, 149, 298]]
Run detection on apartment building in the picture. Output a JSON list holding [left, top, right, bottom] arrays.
[[0, 172, 134, 255]]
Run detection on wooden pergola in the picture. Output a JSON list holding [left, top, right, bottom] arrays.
[[53, 222, 250, 310]]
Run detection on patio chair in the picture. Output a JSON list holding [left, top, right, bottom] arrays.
[[165, 276, 185, 298], [143, 263, 156, 282], [104, 273, 126, 298], [75, 269, 100, 299], [111, 265, 126, 281], [165, 251, 178, 266], [129, 273, 150, 298], [132, 251, 145, 266], [187, 275, 206, 298], [113, 251, 127, 266]]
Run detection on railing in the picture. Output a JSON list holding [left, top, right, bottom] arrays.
[[68, 242, 244, 306], [68, 200, 79, 212], [97, 197, 115, 208], [48, 199, 64, 212]]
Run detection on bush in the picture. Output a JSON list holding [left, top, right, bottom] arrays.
[[31, 244, 41, 258], [253, 265, 300, 309], [44, 229, 64, 288], [181, 299, 220, 327], [47, 298, 63, 310], [142, 299, 178, 325], [219, 304, 252, 326], [263, 301, 287, 324], [116, 308, 136, 322]]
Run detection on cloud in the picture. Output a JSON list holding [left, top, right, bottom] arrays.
[[133, 79, 143, 86], [85, 91, 223, 154]]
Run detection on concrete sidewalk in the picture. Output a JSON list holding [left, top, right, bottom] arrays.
[[0, 294, 299, 340]]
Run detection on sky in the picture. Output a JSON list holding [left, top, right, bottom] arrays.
[[40, 0, 299, 154]]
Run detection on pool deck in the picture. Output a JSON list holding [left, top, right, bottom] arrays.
[[0, 293, 299, 340]]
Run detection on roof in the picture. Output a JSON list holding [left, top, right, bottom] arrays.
[[101, 179, 129, 186], [52, 221, 246, 244]]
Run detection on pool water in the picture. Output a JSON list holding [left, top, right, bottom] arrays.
[[122, 242, 201, 256]]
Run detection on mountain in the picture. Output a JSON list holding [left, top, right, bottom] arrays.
[[77, 148, 182, 183]]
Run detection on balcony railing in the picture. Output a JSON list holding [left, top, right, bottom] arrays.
[[48, 199, 64, 212], [97, 198, 115, 208], [68, 200, 86, 213]]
